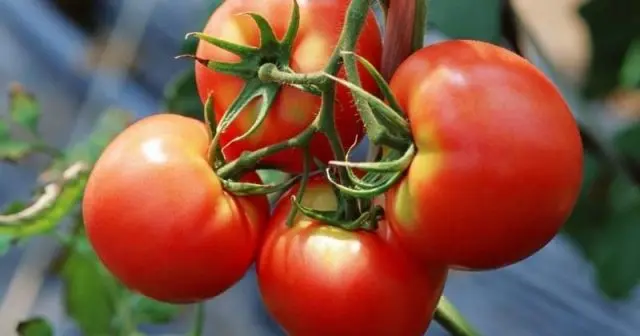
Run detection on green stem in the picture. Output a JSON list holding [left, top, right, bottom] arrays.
[[435, 296, 481, 336], [258, 63, 326, 86], [286, 149, 312, 226], [324, 0, 371, 75], [190, 303, 205, 336], [216, 127, 315, 179], [32, 141, 64, 158], [412, 0, 428, 52]]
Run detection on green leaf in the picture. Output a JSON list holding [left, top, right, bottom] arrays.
[[563, 149, 640, 299], [0, 110, 132, 238], [163, 70, 204, 121], [0, 139, 33, 162], [620, 39, 640, 89], [16, 317, 54, 336], [0, 235, 12, 255], [132, 296, 180, 325], [0, 201, 26, 255], [579, 0, 640, 98], [0, 119, 9, 139], [59, 237, 118, 336], [9, 84, 41, 134], [428, 0, 502, 44]]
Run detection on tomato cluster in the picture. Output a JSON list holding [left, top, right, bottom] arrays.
[[82, 0, 583, 334]]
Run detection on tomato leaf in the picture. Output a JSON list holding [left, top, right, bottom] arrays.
[[0, 120, 33, 161], [0, 110, 132, 239], [132, 296, 181, 325], [8, 84, 41, 134], [59, 237, 119, 336], [0, 139, 34, 162], [563, 123, 640, 299], [0, 201, 26, 255], [620, 39, 640, 89], [163, 70, 203, 121], [16, 317, 54, 336], [579, 0, 640, 98]]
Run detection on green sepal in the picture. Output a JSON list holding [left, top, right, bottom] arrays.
[[341, 51, 405, 116], [291, 195, 378, 231], [223, 82, 280, 148], [183, 0, 302, 153], [203, 94, 226, 168], [239, 12, 280, 50], [326, 169, 404, 199], [185, 32, 257, 57], [221, 175, 300, 196], [330, 144, 415, 173]]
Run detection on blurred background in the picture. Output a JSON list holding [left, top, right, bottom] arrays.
[[0, 0, 639, 335]]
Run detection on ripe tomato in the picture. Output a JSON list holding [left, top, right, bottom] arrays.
[[385, 40, 584, 270], [257, 177, 447, 336], [195, 0, 382, 172], [82, 114, 269, 303]]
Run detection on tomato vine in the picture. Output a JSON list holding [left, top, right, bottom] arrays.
[[0, 0, 589, 335]]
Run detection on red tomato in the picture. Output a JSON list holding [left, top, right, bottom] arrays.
[[195, 0, 382, 172], [257, 177, 447, 336], [385, 40, 584, 270], [82, 114, 269, 303]]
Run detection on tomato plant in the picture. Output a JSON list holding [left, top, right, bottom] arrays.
[[82, 114, 269, 303], [257, 177, 447, 336], [194, 0, 382, 172], [3, 0, 601, 334], [384, 40, 584, 270]]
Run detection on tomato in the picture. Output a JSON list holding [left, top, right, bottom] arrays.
[[385, 40, 584, 270], [257, 177, 447, 336], [195, 0, 382, 172], [82, 114, 269, 303]]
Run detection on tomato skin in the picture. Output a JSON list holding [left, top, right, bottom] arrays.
[[257, 177, 447, 336], [195, 0, 382, 172], [385, 40, 584, 270], [82, 114, 269, 303]]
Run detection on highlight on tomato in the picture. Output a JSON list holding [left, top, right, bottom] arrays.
[[194, 0, 382, 172], [257, 177, 447, 336], [82, 113, 269, 303], [385, 39, 584, 270]]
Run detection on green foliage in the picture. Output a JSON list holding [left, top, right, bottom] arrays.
[[9, 85, 41, 134], [59, 237, 119, 336], [0, 85, 45, 161], [0, 109, 132, 241], [579, 0, 640, 98], [0, 201, 25, 255], [563, 123, 640, 299], [57, 234, 181, 334], [0, 114, 33, 162], [164, 70, 203, 121], [427, 0, 502, 44], [16, 317, 54, 336], [620, 39, 640, 89], [164, 0, 222, 121], [133, 297, 181, 325]]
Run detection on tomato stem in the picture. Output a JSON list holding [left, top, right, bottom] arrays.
[[285, 149, 312, 226], [412, 0, 428, 52], [257, 63, 326, 87], [435, 296, 481, 336], [189, 303, 205, 336]]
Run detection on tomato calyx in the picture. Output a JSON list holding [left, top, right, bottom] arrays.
[[291, 196, 383, 231], [327, 143, 415, 198], [184, 0, 302, 148]]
